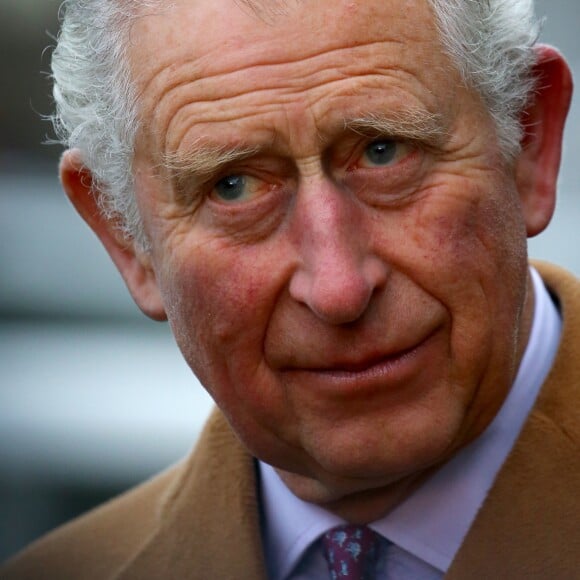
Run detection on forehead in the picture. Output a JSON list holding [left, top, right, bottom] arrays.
[[129, 0, 458, 154]]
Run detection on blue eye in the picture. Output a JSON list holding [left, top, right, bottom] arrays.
[[214, 175, 247, 201], [211, 173, 270, 204], [363, 140, 398, 166]]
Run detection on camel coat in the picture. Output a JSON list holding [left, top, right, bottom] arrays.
[[2, 262, 579, 579]]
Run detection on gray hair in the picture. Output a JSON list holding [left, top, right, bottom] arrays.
[[51, 0, 541, 247], [428, 0, 540, 156]]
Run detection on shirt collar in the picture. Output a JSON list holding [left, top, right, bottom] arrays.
[[260, 463, 344, 580], [259, 266, 561, 578]]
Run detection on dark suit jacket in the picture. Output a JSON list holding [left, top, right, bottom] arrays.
[[2, 262, 579, 579]]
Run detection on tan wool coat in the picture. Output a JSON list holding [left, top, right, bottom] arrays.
[[2, 262, 580, 579]]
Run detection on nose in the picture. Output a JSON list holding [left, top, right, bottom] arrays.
[[288, 180, 388, 325]]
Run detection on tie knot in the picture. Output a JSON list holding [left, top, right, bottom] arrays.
[[322, 524, 381, 580]]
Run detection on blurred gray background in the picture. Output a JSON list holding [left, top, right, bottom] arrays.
[[1, 0, 578, 562]]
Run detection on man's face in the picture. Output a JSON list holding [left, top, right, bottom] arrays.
[[129, 0, 533, 513]]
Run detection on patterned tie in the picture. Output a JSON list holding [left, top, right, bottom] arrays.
[[322, 524, 381, 580]]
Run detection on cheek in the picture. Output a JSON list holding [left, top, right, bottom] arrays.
[[166, 250, 258, 344], [397, 179, 527, 292], [416, 180, 528, 373], [155, 239, 305, 465], [376, 178, 528, 365], [157, 237, 288, 385]]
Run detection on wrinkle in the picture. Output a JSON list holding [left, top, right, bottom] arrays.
[[157, 71, 437, 163], [139, 38, 411, 133], [134, 27, 441, 163]]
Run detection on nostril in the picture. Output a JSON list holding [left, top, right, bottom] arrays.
[[288, 255, 388, 325]]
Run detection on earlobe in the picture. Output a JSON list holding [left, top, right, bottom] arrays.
[[515, 45, 573, 237], [60, 150, 168, 321]]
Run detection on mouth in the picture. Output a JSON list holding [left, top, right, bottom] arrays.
[[306, 342, 421, 377], [279, 329, 439, 395]]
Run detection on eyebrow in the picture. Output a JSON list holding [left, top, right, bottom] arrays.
[[162, 108, 447, 198], [344, 109, 447, 147], [162, 142, 261, 200]]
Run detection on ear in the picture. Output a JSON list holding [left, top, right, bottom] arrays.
[[60, 150, 167, 321], [516, 44, 573, 237]]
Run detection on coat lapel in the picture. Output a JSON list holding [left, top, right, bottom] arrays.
[[118, 410, 268, 580]]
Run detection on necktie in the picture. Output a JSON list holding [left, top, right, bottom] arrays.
[[322, 524, 381, 580]]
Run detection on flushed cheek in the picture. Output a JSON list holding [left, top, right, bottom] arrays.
[[375, 179, 525, 363], [408, 180, 527, 390], [163, 245, 269, 353], [160, 245, 308, 467], [400, 178, 524, 293], [157, 236, 294, 408]]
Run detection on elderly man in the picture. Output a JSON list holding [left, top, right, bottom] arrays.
[[3, 0, 579, 577]]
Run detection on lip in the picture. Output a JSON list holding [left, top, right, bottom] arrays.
[[307, 344, 420, 377], [280, 328, 440, 395]]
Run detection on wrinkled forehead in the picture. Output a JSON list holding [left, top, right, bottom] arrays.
[[127, 0, 443, 81], [126, 0, 457, 157]]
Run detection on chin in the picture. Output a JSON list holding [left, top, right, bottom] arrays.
[[303, 402, 464, 481]]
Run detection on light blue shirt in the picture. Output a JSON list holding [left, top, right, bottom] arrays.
[[259, 267, 562, 579]]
